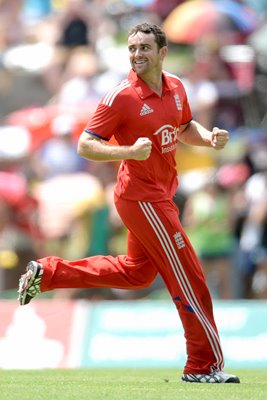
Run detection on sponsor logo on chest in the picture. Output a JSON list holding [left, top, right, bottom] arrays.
[[140, 103, 154, 116], [153, 124, 179, 153]]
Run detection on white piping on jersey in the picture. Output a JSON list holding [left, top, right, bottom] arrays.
[[102, 79, 131, 107], [138, 200, 224, 371], [163, 70, 183, 83]]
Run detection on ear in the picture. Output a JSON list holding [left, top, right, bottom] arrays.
[[160, 46, 168, 61]]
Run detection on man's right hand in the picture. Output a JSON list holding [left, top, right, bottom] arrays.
[[130, 137, 152, 160]]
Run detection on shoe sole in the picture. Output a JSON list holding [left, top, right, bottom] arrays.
[[18, 262, 42, 305], [182, 374, 240, 383]]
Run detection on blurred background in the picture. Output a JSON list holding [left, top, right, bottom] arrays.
[[0, 0, 267, 370]]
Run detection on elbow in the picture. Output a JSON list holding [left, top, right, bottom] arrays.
[[77, 137, 89, 159], [77, 140, 83, 157], [77, 139, 84, 157], [77, 132, 102, 161]]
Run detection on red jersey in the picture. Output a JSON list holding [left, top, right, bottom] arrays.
[[85, 69, 192, 202]]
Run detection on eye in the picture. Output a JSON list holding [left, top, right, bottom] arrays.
[[128, 47, 135, 53]]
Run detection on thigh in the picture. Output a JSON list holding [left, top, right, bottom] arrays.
[[127, 230, 148, 259], [116, 197, 206, 297]]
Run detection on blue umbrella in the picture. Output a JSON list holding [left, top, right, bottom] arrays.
[[214, 0, 258, 32], [124, 0, 155, 7]]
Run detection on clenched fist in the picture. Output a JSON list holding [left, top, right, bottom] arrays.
[[211, 127, 229, 150], [131, 137, 152, 160]]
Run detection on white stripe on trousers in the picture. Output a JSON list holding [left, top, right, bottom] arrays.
[[139, 201, 224, 371]]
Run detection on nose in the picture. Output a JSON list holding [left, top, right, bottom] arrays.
[[133, 48, 143, 57]]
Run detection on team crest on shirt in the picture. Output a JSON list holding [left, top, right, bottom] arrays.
[[140, 103, 154, 116], [173, 232, 185, 249], [174, 94, 182, 111]]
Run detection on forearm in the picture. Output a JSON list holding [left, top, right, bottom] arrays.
[[178, 120, 212, 147], [77, 132, 134, 161], [77, 132, 152, 161]]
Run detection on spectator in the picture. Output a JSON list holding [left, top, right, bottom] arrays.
[[33, 114, 87, 180], [239, 169, 267, 298], [182, 178, 236, 299], [181, 60, 219, 130], [42, 0, 93, 94]]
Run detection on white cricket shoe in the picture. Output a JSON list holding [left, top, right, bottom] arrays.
[[18, 261, 43, 305], [182, 371, 240, 383]]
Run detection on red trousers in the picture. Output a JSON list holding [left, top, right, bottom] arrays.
[[39, 196, 224, 374]]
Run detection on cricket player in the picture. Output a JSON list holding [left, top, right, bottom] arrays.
[[18, 23, 240, 384]]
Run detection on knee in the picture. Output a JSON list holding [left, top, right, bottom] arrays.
[[130, 268, 157, 289]]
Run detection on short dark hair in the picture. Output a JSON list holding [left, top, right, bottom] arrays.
[[128, 23, 167, 49]]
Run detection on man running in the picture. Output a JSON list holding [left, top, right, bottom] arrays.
[[18, 23, 240, 384]]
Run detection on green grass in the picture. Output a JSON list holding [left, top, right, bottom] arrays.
[[1, 369, 267, 400]]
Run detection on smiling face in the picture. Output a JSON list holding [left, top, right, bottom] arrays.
[[128, 31, 168, 81]]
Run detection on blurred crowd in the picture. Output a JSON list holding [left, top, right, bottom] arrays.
[[0, 0, 267, 301]]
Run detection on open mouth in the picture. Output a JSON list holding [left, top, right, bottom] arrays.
[[134, 60, 147, 65]]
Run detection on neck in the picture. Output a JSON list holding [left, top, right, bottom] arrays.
[[142, 73, 163, 96]]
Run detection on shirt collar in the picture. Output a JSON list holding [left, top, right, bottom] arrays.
[[128, 69, 178, 99]]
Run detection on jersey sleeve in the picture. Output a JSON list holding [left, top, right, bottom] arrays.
[[181, 86, 193, 125], [84, 103, 122, 141]]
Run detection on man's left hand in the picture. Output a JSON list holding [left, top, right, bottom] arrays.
[[211, 127, 229, 150]]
